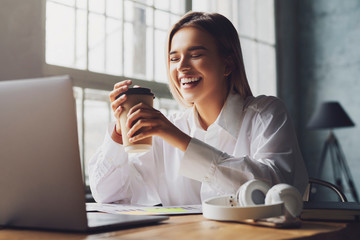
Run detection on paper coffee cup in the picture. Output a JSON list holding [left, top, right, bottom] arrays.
[[117, 87, 154, 153]]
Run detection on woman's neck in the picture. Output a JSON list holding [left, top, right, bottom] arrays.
[[195, 92, 229, 130]]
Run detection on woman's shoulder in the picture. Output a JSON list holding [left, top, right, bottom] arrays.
[[244, 95, 287, 113]]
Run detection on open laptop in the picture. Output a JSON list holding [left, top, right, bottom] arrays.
[[0, 75, 168, 232]]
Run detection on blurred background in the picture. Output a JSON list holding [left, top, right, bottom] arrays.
[[0, 0, 359, 202]]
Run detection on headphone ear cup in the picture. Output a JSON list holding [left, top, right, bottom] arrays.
[[265, 184, 303, 218], [236, 179, 270, 206]]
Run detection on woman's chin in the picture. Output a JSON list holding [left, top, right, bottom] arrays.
[[181, 93, 197, 103]]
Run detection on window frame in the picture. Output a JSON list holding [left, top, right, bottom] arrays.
[[42, 0, 190, 189], [43, 0, 186, 99], [42, 0, 277, 194]]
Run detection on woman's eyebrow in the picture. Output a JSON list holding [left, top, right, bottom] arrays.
[[188, 46, 208, 51], [169, 50, 177, 55], [169, 46, 208, 55]]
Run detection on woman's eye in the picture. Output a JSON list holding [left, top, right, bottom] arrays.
[[170, 57, 179, 62], [191, 54, 202, 58]]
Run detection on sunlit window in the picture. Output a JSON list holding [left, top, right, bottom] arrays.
[[193, 0, 277, 96], [45, 0, 277, 192], [46, 0, 185, 190], [46, 0, 185, 82]]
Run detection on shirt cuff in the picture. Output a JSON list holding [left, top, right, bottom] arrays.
[[179, 138, 222, 182], [102, 123, 128, 167]]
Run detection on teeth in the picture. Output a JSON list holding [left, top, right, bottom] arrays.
[[181, 77, 200, 84]]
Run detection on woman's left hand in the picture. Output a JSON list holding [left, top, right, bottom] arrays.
[[126, 102, 191, 152]]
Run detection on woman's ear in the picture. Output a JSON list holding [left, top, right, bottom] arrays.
[[224, 56, 234, 77]]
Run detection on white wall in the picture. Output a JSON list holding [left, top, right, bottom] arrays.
[[0, 0, 44, 81]]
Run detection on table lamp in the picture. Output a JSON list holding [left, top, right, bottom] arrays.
[[307, 101, 358, 202]]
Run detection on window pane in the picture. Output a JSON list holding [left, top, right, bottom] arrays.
[[46, 2, 75, 67], [107, 0, 122, 18], [124, 1, 134, 22], [52, 0, 74, 6], [124, 22, 134, 76], [240, 37, 257, 94], [154, 0, 170, 11], [75, 9, 87, 69], [88, 13, 105, 73], [83, 89, 111, 184], [216, 0, 234, 19], [170, 15, 180, 26], [47, 0, 186, 80], [89, 0, 105, 14], [170, 0, 185, 15], [130, 0, 153, 7], [145, 6, 154, 26], [257, 44, 276, 95], [237, 0, 256, 38], [77, 0, 87, 9], [124, 7, 147, 78], [154, 29, 167, 82], [192, 0, 216, 11], [256, 0, 275, 44], [155, 10, 170, 30], [73, 87, 83, 169], [106, 18, 122, 75], [133, 6, 147, 77], [146, 27, 154, 80]]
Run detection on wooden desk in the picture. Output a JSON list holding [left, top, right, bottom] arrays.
[[0, 215, 359, 240]]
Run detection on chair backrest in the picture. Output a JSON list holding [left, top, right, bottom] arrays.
[[303, 178, 347, 202]]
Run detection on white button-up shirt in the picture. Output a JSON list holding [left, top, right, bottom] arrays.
[[88, 93, 308, 206]]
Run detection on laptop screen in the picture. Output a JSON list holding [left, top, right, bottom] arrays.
[[0, 76, 88, 230]]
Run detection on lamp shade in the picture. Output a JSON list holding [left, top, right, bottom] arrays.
[[307, 101, 355, 129]]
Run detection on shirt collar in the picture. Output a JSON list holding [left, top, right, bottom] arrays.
[[189, 93, 245, 139], [189, 107, 202, 136], [216, 93, 244, 139]]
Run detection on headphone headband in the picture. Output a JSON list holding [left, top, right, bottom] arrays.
[[202, 195, 284, 221], [202, 180, 303, 222]]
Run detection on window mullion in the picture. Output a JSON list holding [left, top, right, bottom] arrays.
[[121, 0, 125, 76], [81, 87, 86, 184], [74, 2, 77, 67], [86, 0, 89, 70], [185, 0, 192, 12], [104, 0, 107, 72], [152, 6, 155, 81]]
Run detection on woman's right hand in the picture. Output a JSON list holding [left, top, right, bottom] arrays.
[[109, 80, 132, 143]]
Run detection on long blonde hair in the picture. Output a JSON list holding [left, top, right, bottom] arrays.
[[167, 11, 253, 107]]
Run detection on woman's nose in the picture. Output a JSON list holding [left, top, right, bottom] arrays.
[[177, 57, 191, 72]]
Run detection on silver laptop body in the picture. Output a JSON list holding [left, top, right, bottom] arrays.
[[0, 75, 167, 232]]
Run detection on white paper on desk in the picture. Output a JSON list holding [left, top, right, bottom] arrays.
[[86, 202, 202, 216]]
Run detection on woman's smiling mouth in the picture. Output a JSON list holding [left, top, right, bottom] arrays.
[[181, 77, 201, 87]]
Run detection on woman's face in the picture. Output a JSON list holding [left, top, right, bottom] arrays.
[[169, 27, 230, 106]]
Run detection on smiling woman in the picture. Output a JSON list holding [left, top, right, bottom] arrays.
[[88, 11, 308, 206], [168, 26, 232, 128], [167, 13, 252, 110], [41, 0, 278, 192]]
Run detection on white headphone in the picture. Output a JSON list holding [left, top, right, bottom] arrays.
[[202, 179, 303, 222]]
